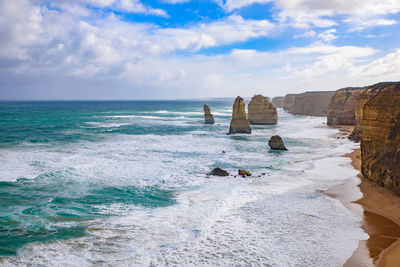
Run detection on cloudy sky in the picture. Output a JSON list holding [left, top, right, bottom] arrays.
[[0, 0, 399, 100]]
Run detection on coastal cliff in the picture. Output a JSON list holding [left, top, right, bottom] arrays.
[[289, 91, 334, 116], [248, 95, 277, 125], [283, 94, 296, 111], [229, 96, 251, 134], [361, 84, 400, 194], [272, 97, 285, 108], [349, 82, 400, 141], [327, 87, 364, 125]]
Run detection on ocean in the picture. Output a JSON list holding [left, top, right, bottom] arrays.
[[0, 101, 366, 266]]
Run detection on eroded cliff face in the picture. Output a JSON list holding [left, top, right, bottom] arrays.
[[272, 97, 285, 108], [349, 82, 400, 141], [248, 95, 277, 125], [229, 96, 251, 134], [203, 104, 215, 124], [327, 87, 364, 125], [283, 94, 296, 111], [361, 84, 400, 194], [289, 91, 334, 116]]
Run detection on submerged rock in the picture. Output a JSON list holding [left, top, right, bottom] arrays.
[[248, 95, 278, 125], [238, 169, 251, 177], [203, 104, 215, 124], [229, 96, 251, 134], [268, 135, 287, 150], [207, 167, 229, 176]]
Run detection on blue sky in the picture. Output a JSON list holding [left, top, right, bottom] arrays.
[[0, 0, 399, 100]]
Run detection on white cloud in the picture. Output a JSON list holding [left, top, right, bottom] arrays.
[[317, 29, 337, 42], [220, 0, 400, 29], [344, 18, 397, 31], [294, 30, 316, 39]]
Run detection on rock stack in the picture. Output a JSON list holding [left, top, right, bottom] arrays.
[[361, 83, 400, 194], [229, 96, 251, 134], [203, 104, 215, 124], [248, 95, 278, 125], [268, 135, 287, 150]]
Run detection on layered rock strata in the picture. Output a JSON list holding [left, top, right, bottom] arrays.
[[327, 87, 365, 125], [272, 97, 285, 108], [283, 94, 296, 111], [289, 91, 334, 116], [248, 95, 278, 125], [349, 82, 400, 141], [229, 96, 251, 134], [203, 104, 215, 124], [361, 84, 400, 194]]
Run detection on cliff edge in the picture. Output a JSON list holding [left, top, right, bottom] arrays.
[[361, 84, 400, 194]]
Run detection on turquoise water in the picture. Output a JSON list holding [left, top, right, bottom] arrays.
[[0, 101, 365, 266]]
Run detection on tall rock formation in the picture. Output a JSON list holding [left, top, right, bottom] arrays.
[[272, 97, 285, 108], [361, 83, 400, 194], [289, 91, 334, 116], [283, 94, 296, 111], [203, 105, 215, 124], [349, 82, 400, 141], [248, 95, 278, 125], [327, 87, 364, 125], [229, 96, 251, 134]]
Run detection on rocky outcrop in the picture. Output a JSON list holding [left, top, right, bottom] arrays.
[[349, 82, 400, 141], [289, 91, 334, 116], [203, 105, 214, 124], [268, 135, 287, 150], [248, 95, 278, 125], [361, 84, 400, 194], [208, 168, 229, 176], [238, 169, 251, 177], [327, 87, 365, 125], [229, 96, 251, 134], [272, 97, 285, 108], [283, 94, 296, 111]]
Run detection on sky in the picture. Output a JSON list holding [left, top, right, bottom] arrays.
[[0, 0, 399, 100]]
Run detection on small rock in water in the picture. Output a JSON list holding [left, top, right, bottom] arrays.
[[222, 151, 225, 154], [268, 135, 288, 150], [207, 167, 229, 176], [238, 169, 251, 177]]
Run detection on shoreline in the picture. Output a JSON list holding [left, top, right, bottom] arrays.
[[328, 148, 400, 266]]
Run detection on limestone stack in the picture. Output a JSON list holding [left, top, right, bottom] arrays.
[[349, 82, 400, 141], [229, 96, 251, 134], [327, 87, 364, 125], [272, 97, 285, 108], [361, 83, 400, 194], [289, 91, 334, 116], [248, 95, 278, 125], [203, 104, 215, 124]]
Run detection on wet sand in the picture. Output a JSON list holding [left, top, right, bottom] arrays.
[[328, 149, 400, 266]]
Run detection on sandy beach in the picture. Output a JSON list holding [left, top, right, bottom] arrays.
[[328, 148, 400, 266]]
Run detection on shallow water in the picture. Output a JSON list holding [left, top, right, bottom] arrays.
[[0, 101, 366, 266]]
